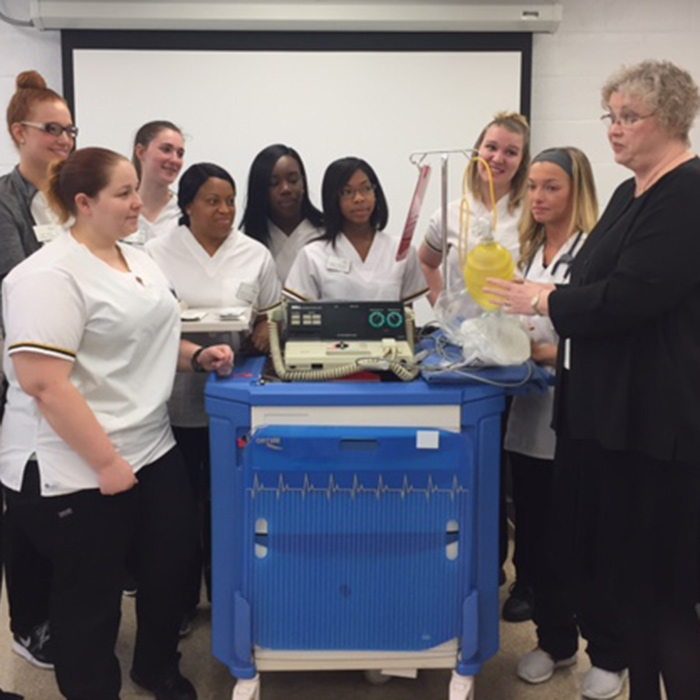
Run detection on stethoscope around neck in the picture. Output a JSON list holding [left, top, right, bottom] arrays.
[[525, 230, 585, 280]]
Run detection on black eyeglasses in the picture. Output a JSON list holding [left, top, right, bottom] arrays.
[[20, 121, 79, 139]]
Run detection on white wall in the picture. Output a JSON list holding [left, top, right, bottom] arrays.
[[2, 0, 700, 206]]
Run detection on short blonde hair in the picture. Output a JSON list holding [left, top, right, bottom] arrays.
[[518, 146, 598, 271], [468, 111, 530, 215], [602, 60, 700, 144]]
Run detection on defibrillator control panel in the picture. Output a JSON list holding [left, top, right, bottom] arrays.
[[286, 302, 408, 341], [284, 302, 414, 371]]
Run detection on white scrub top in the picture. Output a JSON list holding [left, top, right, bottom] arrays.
[[30, 190, 64, 244], [0, 231, 180, 496], [284, 230, 428, 303], [423, 189, 522, 297], [146, 225, 282, 427], [503, 231, 587, 460], [267, 218, 322, 283], [122, 193, 180, 248]]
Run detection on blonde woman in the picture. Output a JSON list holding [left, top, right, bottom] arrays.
[[418, 111, 530, 306], [503, 148, 628, 699]]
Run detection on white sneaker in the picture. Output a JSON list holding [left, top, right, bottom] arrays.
[[517, 648, 577, 684], [582, 667, 628, 700]]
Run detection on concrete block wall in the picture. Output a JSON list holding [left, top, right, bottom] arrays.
[[1, 0, 700, 205]]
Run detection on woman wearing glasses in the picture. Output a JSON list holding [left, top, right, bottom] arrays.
[[487, 60, 700, 700], [284, 156, 427, 302], [418, 111, 530, 307], [122, 120, 186, 247], [0, 71, 76, 310], [0, 70, 77, 680], [504, 147, 628, 699], [240, 144, 323, 283]]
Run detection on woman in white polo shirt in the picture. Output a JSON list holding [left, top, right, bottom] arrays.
[[284, 156, 427, 303], [418, 111, 530, 307], [121, 120, 185, 247], [146, 162, 281, 622], [240, 144, 324, 283], [0, 147, 233, 700]]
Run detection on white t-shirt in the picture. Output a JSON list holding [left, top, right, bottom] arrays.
[[503, 231, 587, 460], [284, 230, 428, 303], [146, 225, 282, 427], [267, 218, 323, 283], [423, 191, 522, 297], [122, 193, 180, 248], [0, 231, 180, 496]]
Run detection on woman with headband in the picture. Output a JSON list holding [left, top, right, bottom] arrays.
[[504, 147, 627, 700]]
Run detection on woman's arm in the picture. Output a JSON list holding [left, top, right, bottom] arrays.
[[178, 339, 234, 375], [12, 353, 137, 495], [530, 341, 558, 367], [418, 241, 444, 306]]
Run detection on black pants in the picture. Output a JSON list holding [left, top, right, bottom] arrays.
[[3, 467, 52, 637], [552, 437, 700, 700], [508, 451, 553, 586], [172, 426, 212, 610], [510, 449, 627, 671], [4, 448, 198, 700]]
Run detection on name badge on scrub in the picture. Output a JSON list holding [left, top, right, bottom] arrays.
[[236, 281, 258, 305], [326, 256, 351, 273]]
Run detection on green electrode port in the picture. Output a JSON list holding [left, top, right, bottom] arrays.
[[369, 311, 385, 328], [386, 311, 403, 328]]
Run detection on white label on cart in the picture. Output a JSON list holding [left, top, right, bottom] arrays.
[[416, 430, 439, 449]]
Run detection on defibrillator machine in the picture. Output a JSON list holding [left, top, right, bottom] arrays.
[[284, 301, 412, 369], [269, 301, 418, 381]]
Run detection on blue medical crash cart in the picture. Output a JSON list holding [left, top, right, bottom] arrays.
[[207, 357, 505, 700]]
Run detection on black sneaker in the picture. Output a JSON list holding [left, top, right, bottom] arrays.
[[502, 581, 535, 622], [0, 689, 24, 700], [131, 663, 197, 700], [12, 621, 54, 670]]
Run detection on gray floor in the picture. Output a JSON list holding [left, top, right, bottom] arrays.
[[0, 550, 630, 700]]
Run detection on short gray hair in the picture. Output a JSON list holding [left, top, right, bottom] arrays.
[[602, 60, 700, 143]]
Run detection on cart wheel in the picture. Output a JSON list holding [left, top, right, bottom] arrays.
[[448, 671, 474, 700], [232, 674, 261, 700], [364, 669, 392, 685]]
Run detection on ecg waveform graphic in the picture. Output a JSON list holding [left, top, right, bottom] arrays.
[[247, 473, 466, 501]]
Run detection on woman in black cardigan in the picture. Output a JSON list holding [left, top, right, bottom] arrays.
[[487, 59, 700, 700]]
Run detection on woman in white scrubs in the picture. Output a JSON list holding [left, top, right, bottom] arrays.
[[0, 69, 77, 678], [123, 120, 185, 246], [147, 162, 281, 620], [0, 147, 233, 700], [504, 148, 627, 700], [418, 111, 530, 306], [240, 144, 323, 283], [284, 156, 427, 303]]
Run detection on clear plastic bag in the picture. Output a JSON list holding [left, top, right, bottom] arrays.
[[434, 289, 531, 367]]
